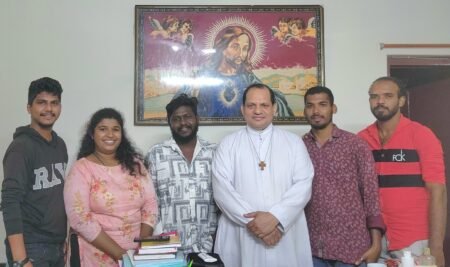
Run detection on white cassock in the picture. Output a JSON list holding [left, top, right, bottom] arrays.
[[212, 124, 314, 267]]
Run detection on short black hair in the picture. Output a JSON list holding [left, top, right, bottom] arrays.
[[166, 94, 198, 122], [370, 76, 407, 97], [243, 83, 275, 105], [304, 86, 334, 105], [28, 77, 63, 105]]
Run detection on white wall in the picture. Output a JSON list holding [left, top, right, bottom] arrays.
[[1, 0, 450, 262]]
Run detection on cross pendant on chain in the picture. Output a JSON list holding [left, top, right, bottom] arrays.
[[259, 161, 266, 171]]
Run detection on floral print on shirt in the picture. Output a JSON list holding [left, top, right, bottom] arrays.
[[64, 158, 158, 267]]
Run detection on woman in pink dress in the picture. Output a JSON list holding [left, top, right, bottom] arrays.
[[64, 108, 158, 267]]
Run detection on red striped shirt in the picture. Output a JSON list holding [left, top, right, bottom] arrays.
[[358, 115, 445, 250]]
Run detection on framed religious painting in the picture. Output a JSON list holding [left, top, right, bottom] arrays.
[[135, 5, 324, 125]]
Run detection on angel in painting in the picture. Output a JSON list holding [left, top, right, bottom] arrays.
[[271, 17, 291, 44], [176, 19, 194, 50], [149, 15, 179, 40], [286, 18, 306, 42]]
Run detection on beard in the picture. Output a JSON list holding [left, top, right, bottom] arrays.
[[306, 115, 332, 130], [224, 55, 243, 71], [171, 124, 199, 144], [38, 122, 54, 129], [36, 115, 56, 129], [311, 121, 331, 130], [371, 106, 398, 122]]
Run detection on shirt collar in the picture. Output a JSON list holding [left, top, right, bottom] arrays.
[[163, 136, 198, 151], [164, 136, 213, 157], [246, 123, 274, 137], [305, 124, 342, 141], [366, 114, 410, 142]]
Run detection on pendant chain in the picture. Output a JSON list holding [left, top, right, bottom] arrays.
[[93, 152, 107, 166], [246, 128, 273, 171]]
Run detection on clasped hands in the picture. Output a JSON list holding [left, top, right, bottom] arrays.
[[244, 211, 282, 246]]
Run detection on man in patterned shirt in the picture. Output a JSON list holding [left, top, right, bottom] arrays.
[[302, 86, 385, 266], [146, 94, 218, 254]]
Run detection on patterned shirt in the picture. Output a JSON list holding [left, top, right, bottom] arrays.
[[303, 126, 385, 264], [146, 137, 218, 254]]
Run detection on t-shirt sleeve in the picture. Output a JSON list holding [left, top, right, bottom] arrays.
[[414, 125, 446, 184]]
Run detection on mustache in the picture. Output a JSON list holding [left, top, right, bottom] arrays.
[[310, 115, 324, 120], [374, 105, 388, 110], [311, 115, 323, 118], [40, 112, 56, 116], [177, 125, 192, 131]]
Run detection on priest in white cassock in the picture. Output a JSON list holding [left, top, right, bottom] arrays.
[[212, 83, 314, 267]]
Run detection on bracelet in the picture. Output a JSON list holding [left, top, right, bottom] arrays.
[[12, 257, 29, 267]]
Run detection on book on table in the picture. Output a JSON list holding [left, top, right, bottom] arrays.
[[138, 247, 178, 255], [133, 253, 176, 261], [139, 234, 181, 249], [124, 250, 185, 267]]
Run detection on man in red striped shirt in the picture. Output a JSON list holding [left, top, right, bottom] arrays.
[[358, 76, 447, 267]]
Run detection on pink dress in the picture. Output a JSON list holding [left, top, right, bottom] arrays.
[[64, 158, 158, 267]]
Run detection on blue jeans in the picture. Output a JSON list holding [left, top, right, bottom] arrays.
[[5, 241, 65, 267], [313, 256, 367, 267]]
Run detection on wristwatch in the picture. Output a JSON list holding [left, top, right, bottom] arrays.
[[276, 223, 285, 233], [12, 257, 29, 267]]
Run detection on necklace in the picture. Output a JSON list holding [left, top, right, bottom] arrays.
[[246, 128, 273, 171], [92, 152, 117, 176], [93, 152, 107, 166]]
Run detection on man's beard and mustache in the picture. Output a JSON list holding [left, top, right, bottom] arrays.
[[225, 55, 244, 72], [37, 112, 57, 129], [171, 124, 199, 144], [371, 105, 398, 122], [307, 115, 332, 130], [38, 122, 55, 129]]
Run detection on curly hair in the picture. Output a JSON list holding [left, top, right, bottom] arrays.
[[77, 108, 144, 176], [162, 15, 179, 31], [166, 93, 198, 122]]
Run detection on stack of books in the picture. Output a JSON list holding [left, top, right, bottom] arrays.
[[128, 233, 185, 267]]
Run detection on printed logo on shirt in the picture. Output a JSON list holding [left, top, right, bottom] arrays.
[[33, 162, 67, 190], [392, 149, 406, 162], [372, 149, 419, 163]]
